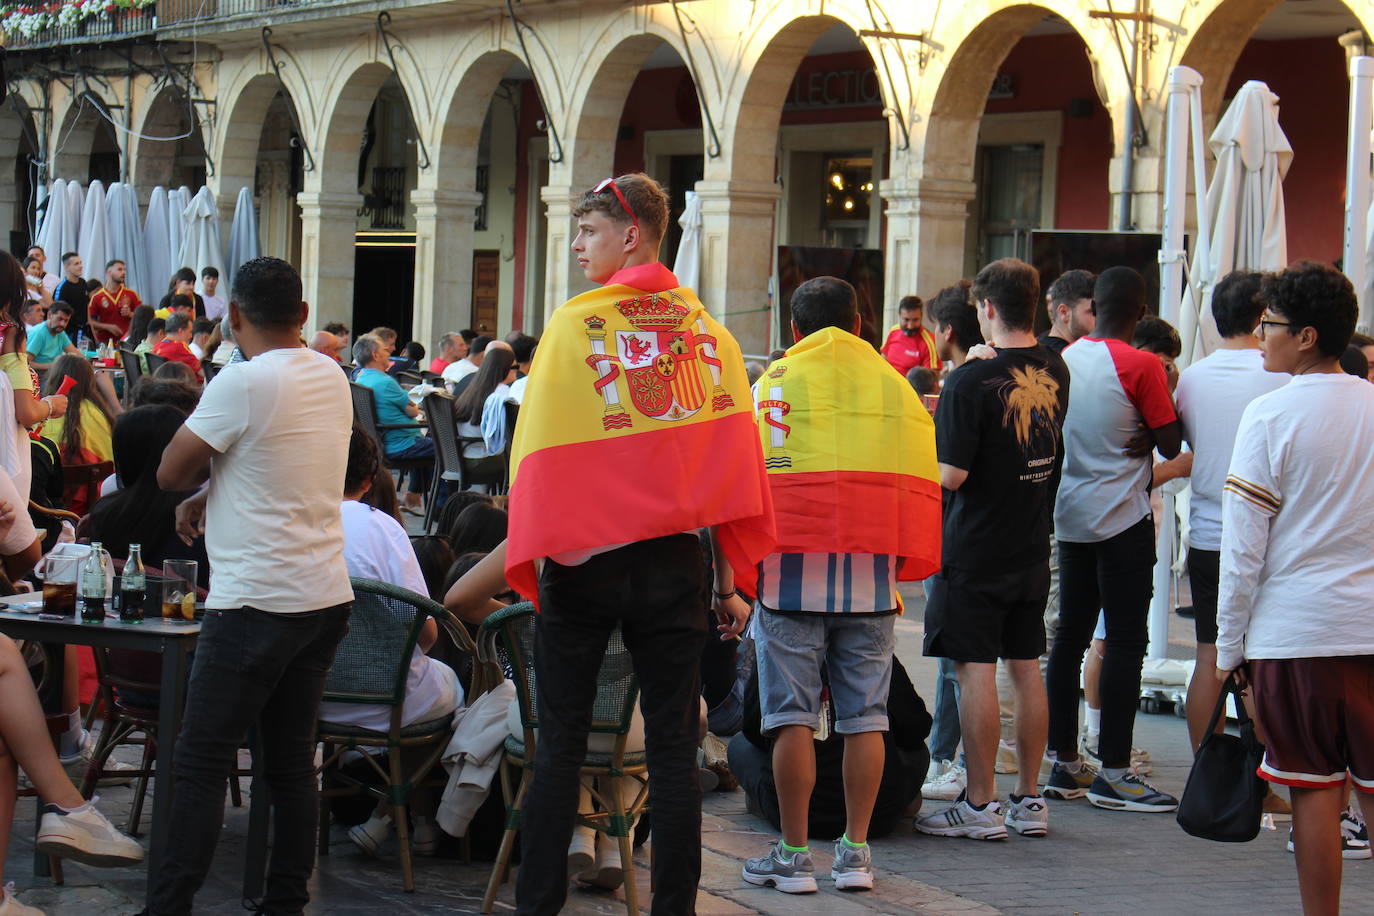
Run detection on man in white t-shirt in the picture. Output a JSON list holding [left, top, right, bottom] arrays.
[[200, 267, 226, 321], [153, 257, 353, 914], [1173, 270, 1288, 751], [1218, 261, 1374, 914], [440, 334, 491, 392]]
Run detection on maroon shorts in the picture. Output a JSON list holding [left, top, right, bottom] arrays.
[[1250, 656, 1374, 793]]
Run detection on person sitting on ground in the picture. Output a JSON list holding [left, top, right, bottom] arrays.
[[25, 301, 80, 372], [352, 334, 434, 513], [155, 267, 205, 319], [134, 317, 167, 374], [152, 312, 205, 384], [728, 657, 931, 842], [445, 501, 508, 562], [319, 426, 464, 859], [189, 318, 215, 361], [451, 345, 517, 487], [441, 333, 491, 391], [429, 332, 468, 376], [89, 405, 209, 584]]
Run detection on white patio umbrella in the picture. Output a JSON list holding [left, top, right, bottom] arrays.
[[167, 186, 193, 273], [223, 185, 260, 289], [78, 180, 111, 285], [62, 179, 83, 257], [1177, 80, 1292, 364], [33, 179, 68, 260], [105, 183, 150, 301], [671, 190, 702, 291], [177, 187, 226, 291], [143, 187, 173, 298]]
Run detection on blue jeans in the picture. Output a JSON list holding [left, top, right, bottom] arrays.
[[148, 604, 351, 915], [387, 435, 435, 495], [928, 656, 963, 763]]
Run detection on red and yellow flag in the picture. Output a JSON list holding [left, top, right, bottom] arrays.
[[756, 326, 941, 580], [506, 277, 775, 602]]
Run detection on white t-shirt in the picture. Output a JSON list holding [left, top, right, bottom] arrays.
[[0, 465, 38, 556], [318, 500, 461, 731], [441, 358, 479, 390], [202, 293, 226, 321], [184, 347, 353, 612], [1174, 348, 1289, 551], [508, 375, 528, 404], [1217, 373, 1374, 669], [1055, 337, 1177, 543]]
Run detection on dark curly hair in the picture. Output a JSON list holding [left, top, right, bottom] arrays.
[[1211, 270, 1265, 338], [231, 257, 304, 329], [345, 424, 381, 496], [1258, 261, 1357, 358]]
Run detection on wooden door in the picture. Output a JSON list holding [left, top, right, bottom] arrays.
[[471, 250, 499, 334]]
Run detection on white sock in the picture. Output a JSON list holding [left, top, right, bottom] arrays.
[[1084, 707, 1102, 734], [58, 713, 84, 758]]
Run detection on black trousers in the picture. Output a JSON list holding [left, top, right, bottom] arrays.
[[148, 604, 351, 915], [516, 535, 707, 916], [1047, 517, 1155, 768]]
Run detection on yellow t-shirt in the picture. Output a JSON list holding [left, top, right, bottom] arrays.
[[0, 350, 34, 393], [41, 400, 114, 463]]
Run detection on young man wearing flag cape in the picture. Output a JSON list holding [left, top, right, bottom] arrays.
[[504, 173, 775, 915], [741, 277, 941, 894]]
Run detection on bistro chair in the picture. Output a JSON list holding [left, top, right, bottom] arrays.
[[479, 603, 648, 915], [144, 352, 169, 374], [61, 460, 113, 519], [119, 348, 143, 402], [419, 391, 486, 532], [349, 383, 432, 499], [316, 577, 494, 892]]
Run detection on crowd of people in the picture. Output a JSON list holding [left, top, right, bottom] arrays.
[[0, 169, 1366, 916]]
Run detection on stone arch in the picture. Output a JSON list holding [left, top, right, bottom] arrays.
[[51, 89, 120, 184], [215, 72, 306, 202], [431, 49, 525, 183], [1, 96, 42, 247], [132, 82, 208, 194], [314, 59, 419, 196]]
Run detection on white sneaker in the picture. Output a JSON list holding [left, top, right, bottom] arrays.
[[1006, 795, 1049, 837], [62, 731, 134, 788], [0, 883, 44, 916], [995, 740, 1019, 774], [579, 836, 626, 890], [347, 813, 392, 857], [914, 797, 1008, 840], [35, 800, 144, 867], [567, 829, 596, 878], [410, 814, 441, 857], [921, 760, 967, 801]]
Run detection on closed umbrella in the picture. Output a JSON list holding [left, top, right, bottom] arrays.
[[143, 187, 173, 297], [224, 186, 260, 289], [34, 179, 68, 261], [168, 186, 193, 271], [177, 187, 226, 292], [105, 183, 150, 302], [78, 180, 111, 285], [671, 190, 702, 291], [1177, 80, 1292, 364], [62, 179, 83, 257]]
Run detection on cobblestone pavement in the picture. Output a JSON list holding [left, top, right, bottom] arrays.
[[7, 589, 1373, 914]]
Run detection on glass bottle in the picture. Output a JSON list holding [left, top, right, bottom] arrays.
[[120, 545, 146, 624], [80, 542, 109, 623]]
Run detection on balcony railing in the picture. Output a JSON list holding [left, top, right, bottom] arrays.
[[2, 6, 156, 48]]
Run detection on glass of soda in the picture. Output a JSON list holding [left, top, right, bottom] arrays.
[[118, 575, 145, 624], [42, 555, 80, 617], [161, 560, 198, 621]]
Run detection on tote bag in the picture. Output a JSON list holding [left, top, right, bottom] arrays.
[[1176, 672, 1268, 842]]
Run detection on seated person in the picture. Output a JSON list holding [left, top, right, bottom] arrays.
[[451, 347, 518, 491], [352, 335, 433, 513], [409, 535, 456, 602], [88, 405, 210, 585], [25, 301, 80, 372], [151, 312, 204, 385], [189, 318, 215, 360], [40, 356, 116, 518], [388, 341, 425, 378], [154, 268, 205, 319], [152, 361, 199, 388], [133, 316, 167, 373], [318, 428, 462, 858], [445, 502, 507, 558], [727, 657, 932, 841]]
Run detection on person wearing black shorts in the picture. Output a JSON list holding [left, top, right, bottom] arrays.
[[916, 258, 1068, 841]]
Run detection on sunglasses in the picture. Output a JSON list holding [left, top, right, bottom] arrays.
[[592, 178, 639, 233]]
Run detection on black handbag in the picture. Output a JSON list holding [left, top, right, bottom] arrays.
[[1176, 671, 1268, 842]]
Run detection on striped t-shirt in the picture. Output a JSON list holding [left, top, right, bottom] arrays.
[[757, 552, 898, 614]]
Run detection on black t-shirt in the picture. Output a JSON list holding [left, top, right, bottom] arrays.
[[54, 278, 90, 328], [1037, 332, 1070, 355], [936, 345, 1070, 572]]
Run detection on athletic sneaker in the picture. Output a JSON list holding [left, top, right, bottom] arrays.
[[922, 759, 967, 801], [1081, 731, 1152, 775], [830, 838, 874, 891], [1285, 810, 1373, 860], [347, 813, 392, 857], [35, 799, 144, 866], [1086, 771, 1177, 812], [1043, 759, 1097, 800], [742, 842, 817, 893], [995, 740, 1019, 775], [914, 796, 1008, 840], [1006, 794, 1049, 837], [0, 883, 43, 916]]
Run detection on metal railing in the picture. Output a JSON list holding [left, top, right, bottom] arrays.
[[3, 8, 156, 48]]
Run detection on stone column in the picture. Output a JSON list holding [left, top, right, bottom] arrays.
[[296, 190, 360, 334], [693, 179, 782, 356], [540, 183, 580, 328], [411, 187, 483, 351], [881, 176, 975, 327]]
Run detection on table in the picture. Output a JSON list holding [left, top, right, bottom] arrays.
[[0, 595, 199, 910]]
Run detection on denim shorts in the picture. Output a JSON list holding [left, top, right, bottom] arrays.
[[753, 608, 896, 736]]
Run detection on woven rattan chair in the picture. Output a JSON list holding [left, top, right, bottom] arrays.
[[479, 603, 648, 915], [316, 577, 490, 892]]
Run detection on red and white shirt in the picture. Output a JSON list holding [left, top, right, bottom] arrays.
[[1054, 336, 1176, 543]]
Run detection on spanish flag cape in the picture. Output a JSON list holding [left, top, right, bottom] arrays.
[[505, 264, 776, 604], [755, 326, 941, 580]]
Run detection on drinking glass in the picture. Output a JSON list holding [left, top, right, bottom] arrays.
[[42, 555, 80, 617], [161, 560, 198, 621]]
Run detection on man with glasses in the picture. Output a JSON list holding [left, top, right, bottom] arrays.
[[1218, 261, 1374, 913], [504, 173, 773, 914]]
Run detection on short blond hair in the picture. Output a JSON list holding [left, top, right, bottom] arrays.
[[572, 173, 670, 243]]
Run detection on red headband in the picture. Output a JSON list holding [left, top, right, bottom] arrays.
[[593, 178, 639, 233]]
